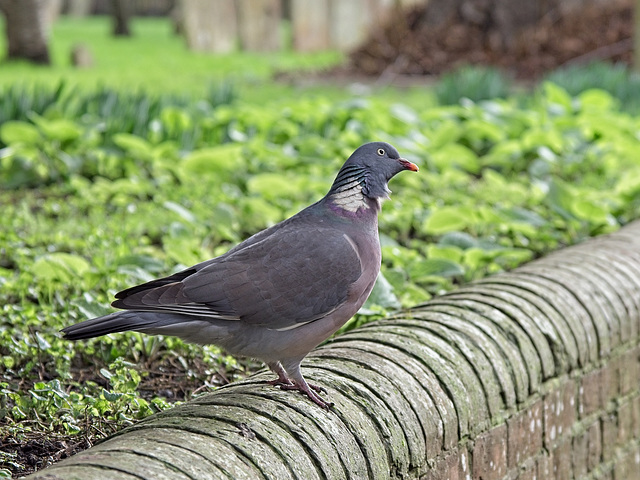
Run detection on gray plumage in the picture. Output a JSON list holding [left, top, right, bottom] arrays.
[[62, 142, 418, 408]]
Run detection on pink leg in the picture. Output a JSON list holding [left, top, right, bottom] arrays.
[[266, 361, 294, 387], [277, 359, 333, 409]]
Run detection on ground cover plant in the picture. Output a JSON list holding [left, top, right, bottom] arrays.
[[2, 79, 640, 477], [2, 15, 640, 479]]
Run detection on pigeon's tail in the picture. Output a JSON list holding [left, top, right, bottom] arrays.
[[61, 311, 158, 340], [61, 311, 234, 346]]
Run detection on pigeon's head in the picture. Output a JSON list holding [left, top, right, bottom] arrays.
[[330, 142, 419, 202]]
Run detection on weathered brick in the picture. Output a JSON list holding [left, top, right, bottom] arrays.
[[544, 379, 576, 449], [617, 399, 633, 446], [580, 369, 603, 418], [515, 458, 536, 480], [587, 420, 602, 473], [613, 454, 629, 480], [536, 450, 552, 479], [572, 428, 589, 478], [473, 424, 507, 480], [613, 445, 640, 480], [507, 400, 543, 468], [428, 448, 469, 480], [633, 394, 640, 440], [597, 467, 614, 480], [630, 443, 640, 472], [618, 348, 640, 396], [552, 438, 573, 480], [601, 413, 618, 462], [601, 358, 618, 406]]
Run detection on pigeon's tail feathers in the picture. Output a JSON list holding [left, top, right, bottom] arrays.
[[61, 311, 234, 345], [61, 311, 157, 340]]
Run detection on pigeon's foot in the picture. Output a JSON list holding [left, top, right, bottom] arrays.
[[267, 377, 294, 387], [266, 361, 294, 387], [279, 381, 333, 409], [269, 359, 333, 408]]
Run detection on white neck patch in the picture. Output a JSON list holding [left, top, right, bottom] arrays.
[[329, 179, 368, 213]]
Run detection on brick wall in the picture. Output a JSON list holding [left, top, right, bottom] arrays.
[[436, 353, 640, 480], [27, 222, 640, 479], [417, 229, 640, 480]]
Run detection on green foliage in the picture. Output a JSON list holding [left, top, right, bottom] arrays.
[[0, 81, 235, 145], [1, 77, 640, 474], [435, 65, 513, 105], [544, 61, 640, 114], [1, 359, 171, 440]]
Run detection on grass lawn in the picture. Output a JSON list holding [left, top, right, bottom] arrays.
[[0, 16, 340, 98], [0, 15, 439, 106]]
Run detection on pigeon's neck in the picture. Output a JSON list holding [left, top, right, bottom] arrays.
[[326, 165, 383, 216], [327, 179, 372, 214]]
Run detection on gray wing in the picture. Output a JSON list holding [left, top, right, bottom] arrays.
[[112, 222, 363, 331]]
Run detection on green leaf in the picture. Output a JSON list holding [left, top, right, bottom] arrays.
[[424, 206, 476, 235], [430, 143, 480, 174], [500, 207, 547, 227], [390, 103, 419, 124], [546, 179, 576, 219], [32, 116, 82, 142], [571, 199, 609, 223], [543, 82, 573, 112], [410, 258, 465, 281], [164, 201, 196, 224], [463, 247, 495, 271], [494, 248, 534, 267], [180, 144, 244, 179], [426, 244, 463, 262], [362, 272, 401, 311], [0, 121, 40, 145], [247, 173, 303, 200], [429, 120, 462, 148], [102, 389, 124, 402], [160, 107, 192, 134], [615, 168, 640, 198], [438, 231, 477, 249], [577, 88, 616, 111], [31, 252, 91, 283], [115, 254, 166, 273], [113, 133, 153, 159], [72, 298, 113, 319]]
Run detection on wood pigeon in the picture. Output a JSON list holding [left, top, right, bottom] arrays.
[[62, 142, 419, 408]]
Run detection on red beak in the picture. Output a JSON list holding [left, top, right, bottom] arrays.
[[399, 158, 419, 172]]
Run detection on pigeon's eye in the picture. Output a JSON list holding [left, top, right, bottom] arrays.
[[377, 148, 385, 156]]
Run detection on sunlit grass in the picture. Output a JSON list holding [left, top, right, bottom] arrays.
[[0, 15, 346, 101]]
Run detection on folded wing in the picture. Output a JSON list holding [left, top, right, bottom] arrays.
[[111, 221, 363, 331]]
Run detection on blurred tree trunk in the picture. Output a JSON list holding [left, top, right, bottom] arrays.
[[170, 1, 184, 35], [112, 0, 132, 36], [635, 0, 640, 72], [0, 0, 51, 64], [179, 0, 237, 52], [67, 0, 93, 16], [291, 0, 330, 51], [237, 0, 281, 51]]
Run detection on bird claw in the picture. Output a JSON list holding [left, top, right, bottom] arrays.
[[266, 377, 294, 387], [307, 383, 328, 394], [265, 363, 332, 408], [277, 382, 333, 409]]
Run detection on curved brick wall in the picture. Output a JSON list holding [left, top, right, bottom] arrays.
[[28, 221, 640, 479]]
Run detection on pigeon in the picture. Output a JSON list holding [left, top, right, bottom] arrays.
[[62, 142, 418, 408]]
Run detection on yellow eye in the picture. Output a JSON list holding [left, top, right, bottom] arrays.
[[377, 148, 385, 156]]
